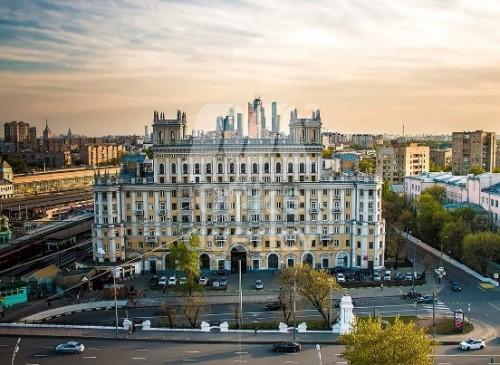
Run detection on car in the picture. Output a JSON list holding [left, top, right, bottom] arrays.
[[373, 272, 381, 281], [219, 277, 228, 286], [212, 280, 220, 287], [55, 341, 85, 354], [158, 276, 167, 286], [179, 277, 187, 285], [255, 279, 264, 290], [167, 276, 177, 286], [199, 276, 208, 285], [336, 273, 346, 283], [272, 342, 301, 353], [394, 272, 404, 281], [451, 281, 462, 292], [458, 338, 485, 351], [416, 295, 435, 304], [264, 301, 282, 311], [383, 271, 392, 281], [404, 272, 413, 281]]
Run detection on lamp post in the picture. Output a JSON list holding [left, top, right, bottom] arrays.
[[238, 259, 243, 329], [112, 267, 119, 337]]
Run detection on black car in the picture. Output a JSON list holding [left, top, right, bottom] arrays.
[[272, 342, 301, 353], [264, 301, 282, 311], [451, 281, 462, 291], [416, 295, 436, 304]]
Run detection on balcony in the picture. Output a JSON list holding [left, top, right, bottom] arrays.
[[134, 209, 144, 215], [180, 195, 192, 203], [251, 234, 261, 242], [157, 209, 166, 215], [249, 220, 261, 226], [146, 236, 157, 243], [332, 208, 342, 213], [215, 234, 227, 242], [320, 234, 331, 241], [309, 206, 319, 213]]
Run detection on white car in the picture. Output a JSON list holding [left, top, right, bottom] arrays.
[[255, 280, 264, 290], [458, 338, 485, 351], [373, 272, 381, 281], [168, 276, 177, 286], [158, 276, 167, 286], [383, 271, 392, 281], [199, 276, 208, 285], [55, 341, 85, 354], [336, 273, 346, 283]]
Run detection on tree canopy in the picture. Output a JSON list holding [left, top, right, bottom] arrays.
[[341, 317, 437, 365], [463, 232, 500, 275]]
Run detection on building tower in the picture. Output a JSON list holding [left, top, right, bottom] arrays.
[[236, 113, 243, 136], [289, 108, 322, 144], [271, 101, 280, 132], [153, 110, 186, 145]]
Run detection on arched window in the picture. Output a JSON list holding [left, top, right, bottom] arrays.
[[252, 163, 258, 174], [194, 163, 200, 174], [229, 163, 235, 174], [267, 253, 279, 270], [218, 163, 223, 174], [171, 163, 176, 174], [159, 177, 165, 183], [158, 131, 163, 144], [276, 162, 281, 173], [183, 163, 188, 174], [264, 162, 270, 173], [240, 163, 246, 174], [299, 162, 305, 173], [288, 162, 294, 173], [311, 162, 316, 173], [159, 163, 165, 174], [312, 130, 316, 141], [206, 163, 212, 174], [170, 131, 175, 142]]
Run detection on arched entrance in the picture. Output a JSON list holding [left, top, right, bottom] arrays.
[[267, 253, 279, 270], [200, 253, 210, 270], [302, 252, 314, 267], [231, 245, 247, 273], [149, 258, 157, 274]]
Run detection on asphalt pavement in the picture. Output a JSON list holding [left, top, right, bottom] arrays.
[[1, 336, 500, 365]]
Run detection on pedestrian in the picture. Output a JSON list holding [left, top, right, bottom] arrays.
[[254, 327, 258, 335], [380, 283, 384, 291]]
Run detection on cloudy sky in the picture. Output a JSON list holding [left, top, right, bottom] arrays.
[[1, 0, 500, 136]]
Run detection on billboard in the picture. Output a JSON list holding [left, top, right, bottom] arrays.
[[454, 310, 464, 332]]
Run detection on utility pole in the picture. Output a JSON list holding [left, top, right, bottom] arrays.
[[432, 290, 436, 338], [238, 259, 243, 329], [113, 267, 119, 337]]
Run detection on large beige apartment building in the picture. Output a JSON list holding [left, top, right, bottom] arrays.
[[92, 109, 386, 275], [81, 143, 125, 166], [375, 143, 429, 184], [452, 130, 496, 175]]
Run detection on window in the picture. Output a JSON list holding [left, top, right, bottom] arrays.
[[252, 163, 258, 174], [206, 163, 212, 174], [194, 163, 200, 174], [276, 162, 281, 173], [229, 163, 235, 174], [240, 163, 246, 174], [159, 163, 165, 174], [264, 162, 270, 173], [299, 162, 305, 173], [183, 163, 188, 174], [288, 162, 294, 173], [171, 163, 176, 174]]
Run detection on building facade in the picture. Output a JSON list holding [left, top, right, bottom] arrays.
[[81, 144, 125, 166], [376, 143, 430, 184], [92, 109, 386, 274], [430, 148, 452, 169], [452, 130, 496, 175]]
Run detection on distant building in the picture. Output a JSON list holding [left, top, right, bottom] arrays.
[[236, 113, 243, 136], [496, 140, 500, 169], [350, 134, 382, 149], [80, 144, 125, 166], [452, 130, 496, 175], [430, 148, 452, 169], [247, 97, 264, 138], [271, 101, 280, 132], [376, 143, 430, 184], [0, 160, 14, 182], [332, 152, 360, 173]]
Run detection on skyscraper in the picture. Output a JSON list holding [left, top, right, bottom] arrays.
[[236, 113, 243, 136], [271, 101, 280, 132], [248, 97, 264, 138]]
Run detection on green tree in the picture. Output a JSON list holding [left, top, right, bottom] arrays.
[[385, 228, 406, 266], [439, 219, 470, 260], [144, 147, 153, 159], [429, 160, 442, 172], [341, 316, 437, 365], [170, 235, 201, 293], [5, 157, 28, 174], [422, 186, 447, 205], [280, 265, 340, 327], [469, 166, 485, 175], [359, 158, 375, 173], [416, 194, 450, 246], [321, 147, 333, 158], [494, 167, 500, 173], [463, 232, 500, 275]]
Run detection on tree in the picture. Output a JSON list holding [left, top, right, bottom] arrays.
[[439, 219, 470, 260], [416, 194, 450, 246], [469, 166, 485, 175], [341, 317, 437, 365], [359, 158, 375, 173], [321, 147, 333, 158], [281, 265, 340, 327], [144, 147, 153, 159], [429, 160, 442, 172], [157, 302, 177, 328], [182, 294, 205, 328], [463, 232, 500, 275], [422, 186, 447, 205], [5, 157, 28, 174], [277, 277, 294, 325], [385, 228, 406, 267], [494, 167, 500, 173], [170, 235, 201, 294]]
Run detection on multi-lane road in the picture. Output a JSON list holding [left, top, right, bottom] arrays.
[[1, 336, 500, 365]]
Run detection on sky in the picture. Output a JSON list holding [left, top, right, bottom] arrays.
[[1, 0, 500, 137]]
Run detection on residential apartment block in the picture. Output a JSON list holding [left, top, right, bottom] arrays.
[[452, 130, 496, 175], [81, 144, 125, 166], [376, 143, 429, 184], [92, 109, 386, 275], [430, 148, 452, 169]]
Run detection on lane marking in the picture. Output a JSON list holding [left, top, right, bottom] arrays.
[[235, 351, 248, 355], [33, 355, 48, 357], [88, 348, 104, 351], [285, 361, 299, 364], [0, 344, 7, 347], [488, 302, 500, 311], [183, 359, 197, 362], [186, 350, 200, 354], [26, 363, 40, 365], [132, 357, 147, 360], [83, 356, 97, 359], [136, 349, 150, 352]]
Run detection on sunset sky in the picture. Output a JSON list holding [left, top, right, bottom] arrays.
[[1, 0, 500, 136]]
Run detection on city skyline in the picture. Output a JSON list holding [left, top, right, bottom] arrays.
[[2, 1, 500, 135]]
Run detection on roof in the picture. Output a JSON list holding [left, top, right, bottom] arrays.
[[21, 264, 60, 281], [122, 154, 146, 163], [333, 153, 359, 161], [443, 202, 486, 213], [483, 182, 500, 195]]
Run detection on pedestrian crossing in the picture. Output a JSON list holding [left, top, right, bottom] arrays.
[[421, 300, 452, 316]]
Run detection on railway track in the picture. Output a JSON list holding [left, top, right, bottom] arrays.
[[1, 188, 93, 211]]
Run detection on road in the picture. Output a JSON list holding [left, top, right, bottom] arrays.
[[407, 238, 500, 330], [1, 336, 499, 365]]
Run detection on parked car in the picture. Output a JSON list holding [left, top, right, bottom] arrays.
[[401, 291, 422, 300], [55, 341, 85, 354], [219, 277, 228, 286], [458, 338, 485, 351], [158, 276, 167, 286], [198, 276, 208, 285], [179, 277, 187, 285], [373, 272, 381, 281], [272, 342, 301, 353], [255, 279, 264, 290], [394, 272, 404, 281], [451, 281, 462, 292], [264, 301, 282, 311], [216, 269, 229, 276], [404, 272, 413, 281], [168, 276, 177, 286], [383, 271, 392, 281], [416, 295, 435, 304], [212, 280, 220, 287], [336, 273, 346, 283]]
